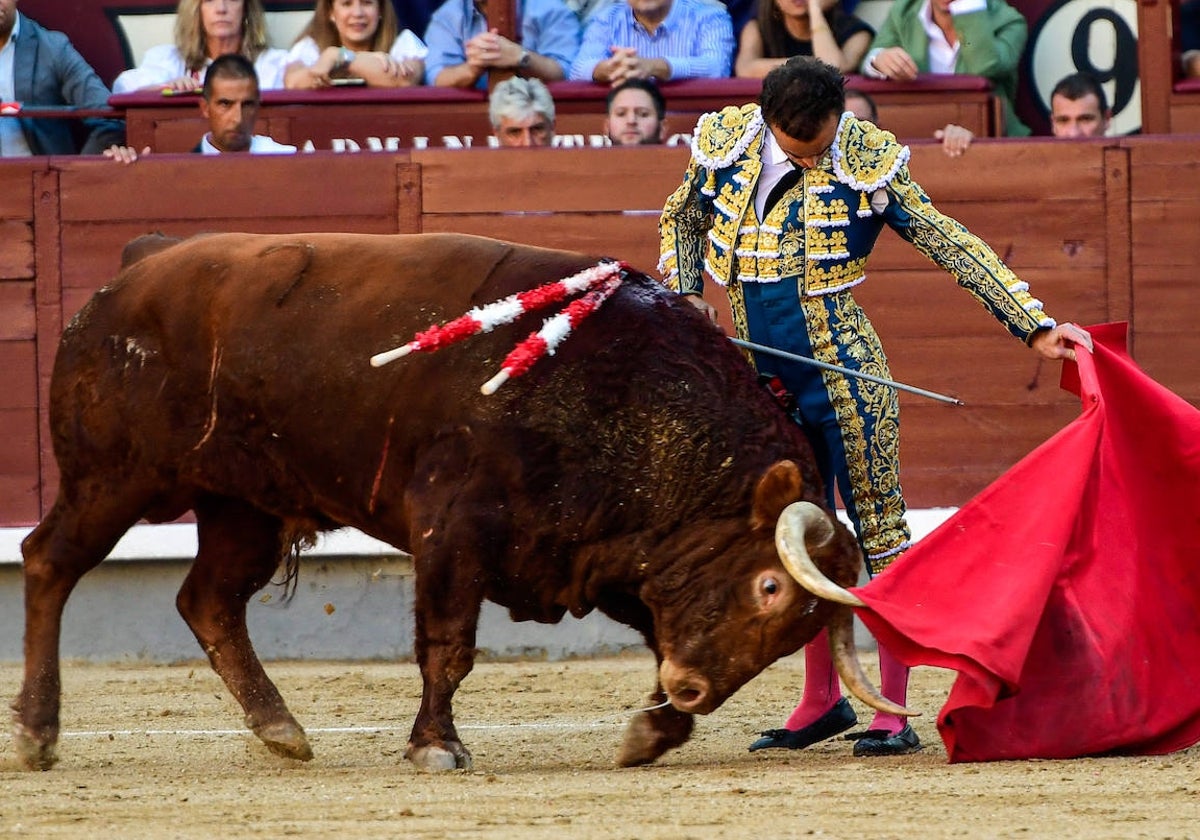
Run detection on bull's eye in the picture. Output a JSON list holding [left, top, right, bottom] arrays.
[[761, 577, 779, 596]]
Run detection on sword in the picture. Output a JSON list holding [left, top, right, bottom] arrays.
[[729, 337, 964, 406]]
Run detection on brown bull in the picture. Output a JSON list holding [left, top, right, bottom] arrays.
[[13, 232, 907, 772]]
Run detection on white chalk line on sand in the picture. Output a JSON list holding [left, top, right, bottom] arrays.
[[0, 701, 672, 741], [0, 718, 629, 742]]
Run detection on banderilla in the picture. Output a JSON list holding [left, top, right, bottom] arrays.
[[729, 338, 964, 406]]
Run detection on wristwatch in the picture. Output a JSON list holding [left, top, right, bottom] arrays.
[[337, 47, 355, 70], [517, 49, 532, 74]]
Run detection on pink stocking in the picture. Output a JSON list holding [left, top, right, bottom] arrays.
[[866, 640, 910, 735], [782, 628, 844, 730]]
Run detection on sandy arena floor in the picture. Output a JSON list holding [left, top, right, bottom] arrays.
[[0, 653, 1197, 839]]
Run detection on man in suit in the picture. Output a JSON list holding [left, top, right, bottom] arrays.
[[0, 0, 124, 156]]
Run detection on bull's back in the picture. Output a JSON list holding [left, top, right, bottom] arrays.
[[50, 232, 606, 520]]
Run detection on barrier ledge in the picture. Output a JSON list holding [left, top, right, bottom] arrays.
[[0, 524, 401, 564], [0, 509, 956, 565]]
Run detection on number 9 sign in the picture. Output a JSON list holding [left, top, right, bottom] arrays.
[[1025, 0, 1141, 134]]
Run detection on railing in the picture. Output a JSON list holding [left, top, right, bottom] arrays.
[[109, 76, 1001, 152]]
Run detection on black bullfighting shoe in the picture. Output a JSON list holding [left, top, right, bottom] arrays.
[[848, 723, 923, 757], [748, 698, 857, 751]]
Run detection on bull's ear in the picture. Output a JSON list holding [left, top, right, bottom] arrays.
[[750, 460, 805, 530]]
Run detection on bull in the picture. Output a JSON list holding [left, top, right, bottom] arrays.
[[12, 232, 908, 772]]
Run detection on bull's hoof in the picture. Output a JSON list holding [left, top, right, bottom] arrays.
[[405, 742, 473, 772], [12, 723, 59, 771], [252, 720, 313, 761], [616, 708, 694, 767]]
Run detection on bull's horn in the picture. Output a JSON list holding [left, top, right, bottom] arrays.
[[829, 609, 918, 717], [775, 501, 865, 607], [775, 502, 917, 718]]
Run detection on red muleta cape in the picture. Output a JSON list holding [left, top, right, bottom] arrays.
[[853, 323, 1200, 761]]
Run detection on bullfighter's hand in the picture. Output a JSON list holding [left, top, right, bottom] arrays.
[[1032, 322, 1094, 362], [682, 293, 720, 326]]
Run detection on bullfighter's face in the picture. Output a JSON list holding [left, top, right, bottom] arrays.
[[199, 75, 261, 153], [768, 111, 839, 170]]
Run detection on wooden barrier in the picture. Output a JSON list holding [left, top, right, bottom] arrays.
[[2, 135, 1198, 528], [112, 76, 1001, 153], [1137, 0, 1200, 134]]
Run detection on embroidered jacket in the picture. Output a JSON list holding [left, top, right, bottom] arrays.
[[658, 104, 1055, 344]]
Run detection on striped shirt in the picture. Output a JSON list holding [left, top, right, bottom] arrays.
[[569, 0, 734, 82]]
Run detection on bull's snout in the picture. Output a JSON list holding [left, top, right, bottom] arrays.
[[658, 660, 715, 714]]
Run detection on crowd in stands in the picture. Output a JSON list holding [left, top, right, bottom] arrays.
[[7, 0, 1198, 159]]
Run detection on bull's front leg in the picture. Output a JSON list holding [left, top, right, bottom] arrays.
[[404, 529, 487, 772], [616, 685, 695, 767]]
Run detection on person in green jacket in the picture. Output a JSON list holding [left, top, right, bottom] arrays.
[[860, 0, 1029, 136]]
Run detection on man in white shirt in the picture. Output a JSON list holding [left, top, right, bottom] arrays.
[[106, 53, 294, 162], [195, 53, 295, 154]]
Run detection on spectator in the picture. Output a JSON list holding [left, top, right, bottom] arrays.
[[1183, 0, 1199, 78], [285, 0, 427, 89], [569, 0, 735, 84], [843, 86, 876, 120], [845, 86, 974, 158], [113, 0, 288, 94], [105, 53, 295, 161], [849, 69, 1111, 164], [424, 0, 581, 89], [489, 75, 555, 145], [861, 0, 1030, 136], [1047, 71, 1110, 137], [735, 0, 873, 78], [0, 0, 125, 156], [194, 53, 295, 152], [604, 78, 667, 144]]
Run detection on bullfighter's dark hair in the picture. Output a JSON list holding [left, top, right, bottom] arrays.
[[606, 79, 666, 120], [760, 56, 846, 141], [202, 53, 260, 101], [1051, 71, 1109, 113]]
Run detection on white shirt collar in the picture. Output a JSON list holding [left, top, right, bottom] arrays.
[[919, 0, 960, 74], [761, 128, 790, 166]]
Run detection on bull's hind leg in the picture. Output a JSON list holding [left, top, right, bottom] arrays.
[[177, 494, 312, 761], [13, 497, 148, 770]]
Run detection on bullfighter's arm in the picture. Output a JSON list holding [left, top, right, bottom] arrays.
[[658, 157, 714, 297], [880, 164, 1055, 345]]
